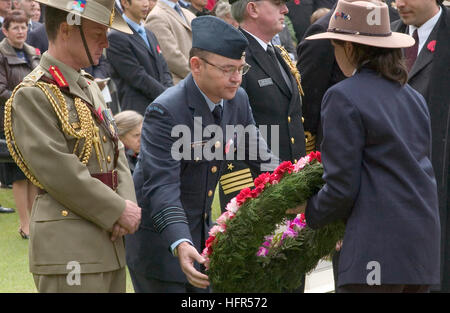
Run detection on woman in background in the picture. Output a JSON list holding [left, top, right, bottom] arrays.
[[0, 10, 40, 239], [115, 110, 143, 174]]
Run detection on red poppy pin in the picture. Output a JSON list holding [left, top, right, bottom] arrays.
[[156, 45, 161, 54], [294, 0, 300, 4], [35, 48, 41, 55], [427, 40, 436, 53]]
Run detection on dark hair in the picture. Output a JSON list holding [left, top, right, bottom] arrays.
[[332, 40, 408, 86], [2, 9, 28, 31], [120, 0, 133, 12], [44, 6, 70, 42], [189, 47, 212, 60]]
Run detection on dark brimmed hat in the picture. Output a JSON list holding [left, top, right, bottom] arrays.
[[306, 0, 414, 48], [192, 15, 248, 59], [34, 0, 132, 34]]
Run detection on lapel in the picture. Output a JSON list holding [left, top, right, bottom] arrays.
[[186, 74, 215, 128], [129, 24, 154, 57], [274, 45, 296, 96], [159, 1, 191, 31], [408, 21, 440, 80], [40, 53, 92, 105], [241, 29, 291, 97]]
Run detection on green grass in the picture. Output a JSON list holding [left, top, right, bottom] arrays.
[[0, 187, 222, 292]]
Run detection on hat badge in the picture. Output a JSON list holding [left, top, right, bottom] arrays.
[[71, 0, 86, 13], [334, 11, 351, 21]]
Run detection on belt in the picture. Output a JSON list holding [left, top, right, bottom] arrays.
[[38, 170, 118, 195]]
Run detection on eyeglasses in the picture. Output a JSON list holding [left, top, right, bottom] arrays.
[[252, 0, 288, 6], [199, 57, 251, 77]]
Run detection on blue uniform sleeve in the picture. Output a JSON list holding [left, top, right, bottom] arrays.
[[139, 103, 193, 248], [305, 87, 365, 229]]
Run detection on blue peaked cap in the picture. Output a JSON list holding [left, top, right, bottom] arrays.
[[191, 16, 248, 60]]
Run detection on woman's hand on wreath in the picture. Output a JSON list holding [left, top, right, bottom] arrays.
[[285, 202, 307, 215], [177, 242, 210, 289]]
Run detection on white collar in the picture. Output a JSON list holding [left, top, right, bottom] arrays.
[[242, 29, 270, 51], [409, 6, 442, 54]]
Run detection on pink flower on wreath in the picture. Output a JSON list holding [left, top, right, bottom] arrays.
[[293, 155, 310, 172], [225, 197, 239, 214], [257, 246, 269, 257], [209, 224, 225, 237], [282, 228, 298, 240], [427, 40, 436, 53], [216, 210, 235, 225]]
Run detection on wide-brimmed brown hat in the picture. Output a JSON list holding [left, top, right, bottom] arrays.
[[306, 0, 414, 48], [34, 0, 132, 34]]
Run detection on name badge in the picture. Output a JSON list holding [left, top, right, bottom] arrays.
[[258, 78, 273, 87]]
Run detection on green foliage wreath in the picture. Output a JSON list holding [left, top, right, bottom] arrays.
[[202, 153, 345, 292]]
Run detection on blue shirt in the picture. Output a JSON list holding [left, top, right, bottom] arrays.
[[122, 14, 151, 49]]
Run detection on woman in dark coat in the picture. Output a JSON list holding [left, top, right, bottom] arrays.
[[0, 10, 40, 238], [299, 0, 441, 292]]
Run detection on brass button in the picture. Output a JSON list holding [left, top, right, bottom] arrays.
[[208, 190, 213, 197], [288, 116, 291, 123], [107, 155, 111, 163], [215, 141, 221, 149], [291, 137, 295, 144], [102, 135, 107, 143], [302, 117, 305, 123], [211, 166, 217, 173], [204, 213, 208, 220], [294, 159, 298, 164], [61, 210, 68, 217]]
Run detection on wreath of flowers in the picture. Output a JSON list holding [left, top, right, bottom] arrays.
[[202, 152, 345, 292]]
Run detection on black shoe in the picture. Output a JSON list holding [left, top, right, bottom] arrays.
[[0, 206, 15, 213], [19, 228, 30, 239]]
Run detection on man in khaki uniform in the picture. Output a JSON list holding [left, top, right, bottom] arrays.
[[4, 0, 141, 292]]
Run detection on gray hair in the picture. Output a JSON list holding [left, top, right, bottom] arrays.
[[114, 110, 144, 137], [231, 0, 252, 23], [215, 1, 232, 19]]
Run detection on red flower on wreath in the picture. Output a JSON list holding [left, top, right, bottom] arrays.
[[274, 161, 294, 176], [254, 172, 271, 189], [205, 236, 216, 254], [427, 40, 436, 53], [294, 0, 300, 4], [309, 151, 322, 163], [236, 187, 253, 206]]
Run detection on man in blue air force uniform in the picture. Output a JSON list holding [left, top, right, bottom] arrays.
[[126, 15, 279, 292]]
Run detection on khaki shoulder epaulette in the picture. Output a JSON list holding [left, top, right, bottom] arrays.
[[21, 68, 46, 87]]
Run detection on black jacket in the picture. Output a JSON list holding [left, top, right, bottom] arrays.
[[392, 6, 450, 291], [107, 25, 173, 115]]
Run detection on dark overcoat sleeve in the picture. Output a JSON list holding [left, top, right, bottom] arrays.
[[305, 87, 364, 229], [147, 31, 174, 88], [138, 104, 192, 248]]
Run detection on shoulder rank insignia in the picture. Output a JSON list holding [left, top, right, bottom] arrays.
[[22, 69, 45, 87], [49, 65, 69, 87]]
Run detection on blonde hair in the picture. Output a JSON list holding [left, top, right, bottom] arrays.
[[114, 110, 143, 137], [310, 8, 330, 24]]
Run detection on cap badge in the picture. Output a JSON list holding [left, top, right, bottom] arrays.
[[334, 11, 351, 21], [71, 0, 86, 13]]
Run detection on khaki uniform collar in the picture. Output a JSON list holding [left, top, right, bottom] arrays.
[[39, 52, 93, 105]]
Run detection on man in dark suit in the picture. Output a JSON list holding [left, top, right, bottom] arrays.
[[126, 15, 277, 293], [221, 0, 306, 214], [27, 22, 47, 53], [107, 0, 173, 115], [286, 0, 336, 44], [392, 0, 450, 292], [13, 0, 41, 32]]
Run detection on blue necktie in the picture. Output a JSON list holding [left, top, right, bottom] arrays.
[[174, 3, 185, 19], [137, 27, 150, 49]]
